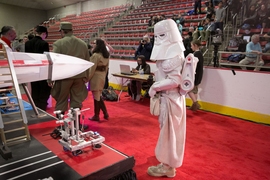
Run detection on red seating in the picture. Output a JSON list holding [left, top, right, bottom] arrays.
[[201, 41, 208, 46], [251, 28, 262, 34], [97, 0, 207, 59], [262, 55, 270, 61], [221, 53, 232, 59], [261, 28, 270, 34], [260, 41, 268, 47]]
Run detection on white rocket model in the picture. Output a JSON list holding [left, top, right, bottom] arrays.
[[0, 40, 93, 88]]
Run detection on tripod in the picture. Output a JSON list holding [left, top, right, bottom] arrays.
[[212, 43, 222, 67]]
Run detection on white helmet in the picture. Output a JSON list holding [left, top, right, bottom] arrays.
[[150, 19, 185, 61]]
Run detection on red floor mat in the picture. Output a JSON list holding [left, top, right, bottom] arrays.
[[28, 121, 129, 177]]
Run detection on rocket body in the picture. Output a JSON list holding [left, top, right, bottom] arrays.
[[0, 42, 93, 88]]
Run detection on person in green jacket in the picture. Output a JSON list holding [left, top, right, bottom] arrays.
[[51, 22, 90, 130]]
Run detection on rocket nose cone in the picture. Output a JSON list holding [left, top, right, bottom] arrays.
[[48, 52, 94, 81]]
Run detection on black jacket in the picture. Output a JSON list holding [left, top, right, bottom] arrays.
[[135, 64, 151, 74], [135, 42, 153, 60], [25, 36, 49, 53], [194, 50, 204, 86]]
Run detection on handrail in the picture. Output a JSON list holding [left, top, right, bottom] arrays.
[[232, 13, 238, 35], [219, 51, 270, 56], [84, 32, 91, 42], [203, 48, 208, 56], [218, 51, 270, 69]]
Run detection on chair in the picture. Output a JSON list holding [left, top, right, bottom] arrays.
[[261, 28, 270, 34]]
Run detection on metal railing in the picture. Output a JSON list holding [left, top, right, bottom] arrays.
[[218, 51, 270, 70]]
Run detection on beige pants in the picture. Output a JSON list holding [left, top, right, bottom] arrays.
[[239, 57, 264, 71]]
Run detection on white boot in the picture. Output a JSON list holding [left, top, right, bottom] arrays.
[[147, 163, 176, 178]]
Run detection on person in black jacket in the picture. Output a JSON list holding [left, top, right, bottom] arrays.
[[188, 40, 204, 111], [205, 1, 215, 20], [239, 4, 257, 28], [134, 35, 153, 61], [183, 31, 194, 57], [25, 25, 51, 111], [128, 55, 151, 101]]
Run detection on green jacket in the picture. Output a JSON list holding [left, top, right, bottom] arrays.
[[53, 33, 90, 79]]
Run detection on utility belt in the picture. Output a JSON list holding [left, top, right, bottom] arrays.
[[161, 88, 179, 95], [96, 66, 107, 71]]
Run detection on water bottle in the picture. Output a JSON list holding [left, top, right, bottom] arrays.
[[139, 66, 144, 75]]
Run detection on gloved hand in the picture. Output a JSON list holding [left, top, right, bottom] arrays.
[[148, 87, 156, 98]]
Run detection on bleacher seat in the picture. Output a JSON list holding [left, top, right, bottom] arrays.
[[45, 4, 131, 50], [47, 0, 204, 60]]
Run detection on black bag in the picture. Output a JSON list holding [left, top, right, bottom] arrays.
[[102, 86, 118, 101]]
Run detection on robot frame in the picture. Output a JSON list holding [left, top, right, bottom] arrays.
[[54, 108, 105, 156]]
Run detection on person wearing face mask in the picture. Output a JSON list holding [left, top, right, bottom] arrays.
[[147, 19, 198, 178], [25, 25, 51, 111]]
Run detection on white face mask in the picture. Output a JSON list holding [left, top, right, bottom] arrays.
[[150, 19, 185, 61], [154, 32, 169, 46]]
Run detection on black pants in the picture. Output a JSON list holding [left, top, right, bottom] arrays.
[[31, 80, 51, 111], [194, 1, 201, 14], [214, 22, 224, 32], [103, 69, 109, 89]]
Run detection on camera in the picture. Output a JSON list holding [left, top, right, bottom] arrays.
[[211, 29, 223, 45], [141, 40, 146, 43]]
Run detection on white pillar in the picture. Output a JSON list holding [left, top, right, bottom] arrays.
[[76, 2, 82, 16]]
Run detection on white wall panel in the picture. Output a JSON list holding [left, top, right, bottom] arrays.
[[47, 0, 141, 19], [199, 68, 270, 115], [0, 3, 47, 36], [47, 4, 77, 20], [108, 59, 270, 116]]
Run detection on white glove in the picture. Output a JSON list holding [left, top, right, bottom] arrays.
[[148, 87, 156, 98]]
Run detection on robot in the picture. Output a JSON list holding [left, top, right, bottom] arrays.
[[54, 108, 105, 156]]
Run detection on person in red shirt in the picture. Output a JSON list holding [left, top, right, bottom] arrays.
[[0, 26, 17, 92], [0, 26, 17, 49]]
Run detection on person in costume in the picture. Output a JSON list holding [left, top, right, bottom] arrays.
[[147, 19, 198, 178]]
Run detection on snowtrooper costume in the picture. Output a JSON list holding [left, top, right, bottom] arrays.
[[147, 19, 198, 177]]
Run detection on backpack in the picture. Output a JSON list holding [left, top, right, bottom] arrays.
[[102, 86, 118, 101], [187, 10, 194, 15], [227, 54, 246, 62]]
